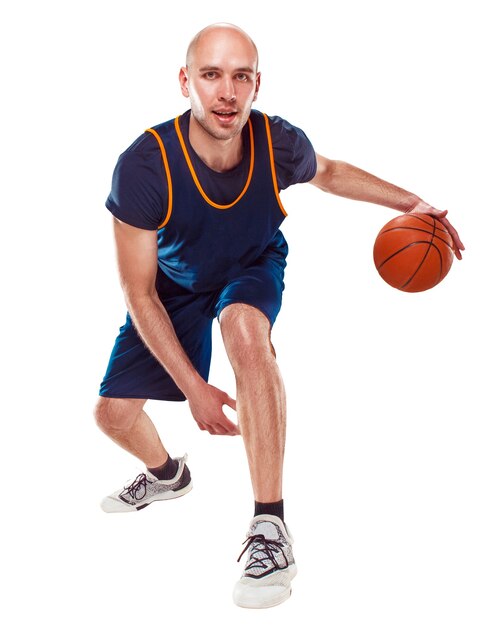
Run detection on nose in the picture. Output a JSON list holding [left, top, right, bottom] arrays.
[[218, 76, 236, 102]]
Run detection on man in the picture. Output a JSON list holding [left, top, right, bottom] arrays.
[[95, 23, 464, 609]]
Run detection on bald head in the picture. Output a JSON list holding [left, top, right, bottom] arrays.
[[179, 22, 261, 145], [186, 23, 259, 70]]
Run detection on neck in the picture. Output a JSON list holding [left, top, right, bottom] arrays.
[[188, 114, 243, 172]]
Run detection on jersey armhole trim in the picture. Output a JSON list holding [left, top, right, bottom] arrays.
[[145, 128, 173, 230], [174, 115, 255, 210], [263, 113, 287, 217]]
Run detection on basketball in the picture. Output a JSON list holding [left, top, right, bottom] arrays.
[[373, 213, 454, 292]]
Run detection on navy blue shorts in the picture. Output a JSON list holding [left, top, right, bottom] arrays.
[[99, 256, 285, 401]]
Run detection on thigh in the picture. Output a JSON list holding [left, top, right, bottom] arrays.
[[214, 255, 286, 327], [99, 290, 215, 401]]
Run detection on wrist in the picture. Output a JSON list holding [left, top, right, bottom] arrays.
[[400, 194, 425, 213], [182, 375, 207, 401]]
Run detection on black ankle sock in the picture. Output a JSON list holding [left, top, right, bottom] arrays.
[[148, 455, 179, 480], [254, 499, 284, 522]]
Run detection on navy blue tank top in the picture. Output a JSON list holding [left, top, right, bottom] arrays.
[[146, 110, 288, 293]]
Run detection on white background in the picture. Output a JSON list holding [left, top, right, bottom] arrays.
[[2, 1, 499, 624]]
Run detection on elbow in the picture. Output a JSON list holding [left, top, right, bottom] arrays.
[[121, 283, 158, 313], [328, 159, 349, 185], [313, 159, 345, 194]]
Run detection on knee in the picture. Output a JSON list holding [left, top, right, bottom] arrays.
[[94, 397, 138, 434], [221, 305, 275, 371]]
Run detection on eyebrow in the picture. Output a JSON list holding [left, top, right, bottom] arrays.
[[198, 65, 255, 74]]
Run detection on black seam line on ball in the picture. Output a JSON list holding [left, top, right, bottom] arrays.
[[378, 226, 453, 250], [377, 239, 445, 287], [402, 219, 441, 289], [403, 214, 449, 234]]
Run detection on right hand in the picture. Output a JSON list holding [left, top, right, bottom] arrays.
[[188, 383, 239, 436], [406, 202, 465, 260]]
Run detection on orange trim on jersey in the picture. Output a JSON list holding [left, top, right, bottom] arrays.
[[145, 128, 173, 229], [174, 115, 255, 210], [263, 113, 287, 217]]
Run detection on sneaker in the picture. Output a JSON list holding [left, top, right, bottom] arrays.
[[100, 455, 192, 513], [233, 514, 297, 609]]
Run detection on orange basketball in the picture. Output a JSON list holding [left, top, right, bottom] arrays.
[[373, 213, 454, 292]]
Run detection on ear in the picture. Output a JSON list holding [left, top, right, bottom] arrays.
[[179, 67, 189, 98], [253, 72, 261, 102]]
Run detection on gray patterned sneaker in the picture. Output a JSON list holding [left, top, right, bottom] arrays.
[[100, 455, 192, 513], [233, 514, 297, 609]]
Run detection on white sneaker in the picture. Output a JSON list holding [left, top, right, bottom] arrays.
[[233, 514, 297, 609], [100, 455, 192, 513]]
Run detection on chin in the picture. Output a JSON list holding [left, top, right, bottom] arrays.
[[213, 127, 242, 141], [206, 122, 244, 141]]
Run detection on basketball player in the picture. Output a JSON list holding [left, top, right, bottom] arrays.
[[94, 23, 464, 609]]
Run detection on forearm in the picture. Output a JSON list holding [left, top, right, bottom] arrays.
[[315, 160, 423, 213], [125, 291, 205, 398]]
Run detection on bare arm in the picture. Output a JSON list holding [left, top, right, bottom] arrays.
[[113, 217, 239, 435], [310, 154, 464, 259]]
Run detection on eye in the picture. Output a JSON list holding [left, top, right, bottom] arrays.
[[235, 73, 249, 82], [204, 71, 218, 80]]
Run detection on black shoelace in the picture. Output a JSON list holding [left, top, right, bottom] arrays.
[[237, 534, 289, 576], [119, 473, 153, 502]]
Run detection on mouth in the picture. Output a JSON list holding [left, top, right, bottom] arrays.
[[213, 110, 237, 122]]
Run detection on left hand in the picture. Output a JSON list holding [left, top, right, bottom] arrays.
[[187, 382, 240, 436], [407, 201, 465, 260]]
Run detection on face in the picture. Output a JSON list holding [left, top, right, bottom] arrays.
[[179, 27, 260, 141]]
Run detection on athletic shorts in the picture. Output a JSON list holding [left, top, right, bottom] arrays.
[[98, 255, 285, 401]]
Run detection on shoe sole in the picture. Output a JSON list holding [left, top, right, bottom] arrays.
[[101, 481, 193, 513], [239, 586, 292, 610], [233, 564, 297, 609]]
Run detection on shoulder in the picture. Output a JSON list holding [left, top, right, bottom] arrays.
[[250, 109, 314, 153], [118, 119, 173, 159], [249, 110, 303, 134], [119, 129, 159, 158], [105, 118, 180, 230], [110, 131, 161, 184], [117, 112, 184, 158], [259, 113, 310, 145], [110, 116, 181, 181], [253, 111, 317, 188]]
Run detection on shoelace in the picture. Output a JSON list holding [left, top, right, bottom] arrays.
[[119, 473, 153, 502], [237, 533, 289, 573]]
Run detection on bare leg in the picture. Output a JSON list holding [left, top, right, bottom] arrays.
[[94, 397, 168, 468], [220, 304, 286, 503]]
